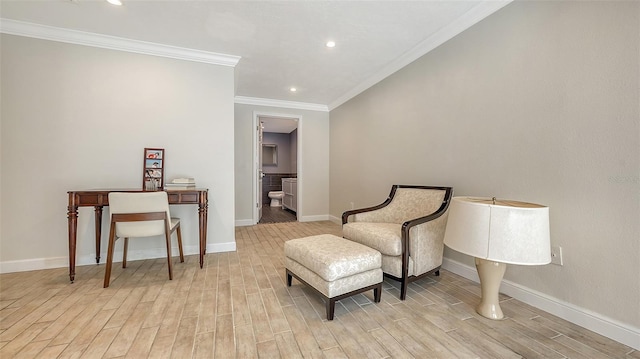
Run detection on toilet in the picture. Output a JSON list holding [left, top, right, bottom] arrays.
[[268, 191, 285, 207]]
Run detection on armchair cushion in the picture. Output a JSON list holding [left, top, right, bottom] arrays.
[[342, 222, 402, 256]]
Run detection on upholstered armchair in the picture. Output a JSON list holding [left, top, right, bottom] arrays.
[[342, 185, 453, 300]]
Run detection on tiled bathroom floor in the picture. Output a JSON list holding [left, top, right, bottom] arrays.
[[259, 205, 297, 223]]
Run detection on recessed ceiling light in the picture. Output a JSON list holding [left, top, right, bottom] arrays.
[[290, 87, 297, 92], [107, 0, 123, 5], [326, 41, 336, 48]]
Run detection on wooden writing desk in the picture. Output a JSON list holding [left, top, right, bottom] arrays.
[[67, 188, 208, 282]]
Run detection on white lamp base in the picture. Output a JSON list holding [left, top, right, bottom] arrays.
[[475, 258, 507, 320]]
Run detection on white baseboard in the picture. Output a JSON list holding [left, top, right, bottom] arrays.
[[235, 219, 255, 227], [0, 242, 237, 274], [328, 215, 342, 224], [299, 214, 329, 222], [442, 258, 640, 350], [0, 256, 70, 274], [207, 241, 236, 253]]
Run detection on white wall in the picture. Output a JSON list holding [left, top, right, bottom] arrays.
[[330, 0, 639, 344], [0, 34, 237, 272], [235, 103, 329, 224]]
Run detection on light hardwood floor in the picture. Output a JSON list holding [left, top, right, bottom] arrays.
[[1, 221, 637, 358]]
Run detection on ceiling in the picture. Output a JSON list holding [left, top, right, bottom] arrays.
[[0, 0, 510, 110]]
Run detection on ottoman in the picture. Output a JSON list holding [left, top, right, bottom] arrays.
[[284, 234, 383, 320]]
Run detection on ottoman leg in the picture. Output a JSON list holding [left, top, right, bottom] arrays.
[[326, 298, 336, 321], [286, 270, 292, 287]]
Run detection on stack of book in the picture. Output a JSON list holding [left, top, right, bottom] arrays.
[[165, 178, 196, 190]]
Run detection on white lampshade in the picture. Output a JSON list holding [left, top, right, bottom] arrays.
[[443, 197, 551, 265]]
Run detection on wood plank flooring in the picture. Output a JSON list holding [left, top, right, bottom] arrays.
[[1, 221, 637, 358]]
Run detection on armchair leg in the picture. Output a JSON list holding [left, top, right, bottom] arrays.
[[391, 267, 441, 300], [374, 283, 382, 303]]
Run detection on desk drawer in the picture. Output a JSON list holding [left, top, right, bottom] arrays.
[[167, 192, 199, 204]]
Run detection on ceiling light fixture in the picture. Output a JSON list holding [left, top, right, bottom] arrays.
[[326, 41, 336, 48], [290, 87, 297, 92], [107, 0, 123, 5]]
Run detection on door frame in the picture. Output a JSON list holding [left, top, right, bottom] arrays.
[[252, 111, 302, 224]]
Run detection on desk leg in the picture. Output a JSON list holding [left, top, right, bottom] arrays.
[[198, 191, 208, 268], [94, 206, 103, 264], [67, 202, 78, 283]]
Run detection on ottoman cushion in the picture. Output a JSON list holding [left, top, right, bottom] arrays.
[[284, 234, 381, 282], [285, 258, 382, 298]]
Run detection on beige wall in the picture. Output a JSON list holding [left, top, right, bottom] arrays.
[[1, 34, 237, 270], [262, 132, 293, 174], [234, 103, 329, 224], [330, 0, 639, 330]]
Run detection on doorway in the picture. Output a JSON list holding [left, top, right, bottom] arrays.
[[253, 112, 300, 224]]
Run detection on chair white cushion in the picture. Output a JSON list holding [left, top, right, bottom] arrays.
[[109, 192, 172, 238], [342, 222, 402, 256]]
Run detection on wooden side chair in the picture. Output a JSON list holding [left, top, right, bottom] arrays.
[[103, 191, 184, 288]]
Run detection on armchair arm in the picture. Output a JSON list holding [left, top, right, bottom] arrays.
[[399, 188, 452, 282], [342, 185, 411, 224]]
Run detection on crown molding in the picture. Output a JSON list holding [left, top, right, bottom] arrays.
[[328, 0, 512, 111], [0, 18, 241, 67], [235, 96, 329, 112]]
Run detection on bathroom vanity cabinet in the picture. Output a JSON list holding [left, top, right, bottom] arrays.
[[282, 178, 297, 212]]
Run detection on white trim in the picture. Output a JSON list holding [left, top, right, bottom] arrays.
[[253, 111, 260, 225], [299, 214, 329, 222], [442, 257, 640, 350], [252, 111, 302, 224], [328, 215, 342, 225], [0, 18, 241, 67], [207, 241, 236, 253], [327, 0, 513, 110], [0, 244, 236, 274], [236, 96, 328, 112], [294, 117, 302, 221], [235, 219, 255, 227], [0, 256, 69, 274], [0, 246, 191, 273]]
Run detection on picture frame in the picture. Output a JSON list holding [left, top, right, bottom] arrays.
[[143, 148, 165, 190]]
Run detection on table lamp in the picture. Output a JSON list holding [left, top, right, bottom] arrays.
[[443, 196, 551, 319]]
